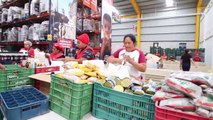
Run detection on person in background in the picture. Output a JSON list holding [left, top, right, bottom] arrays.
[[0, 63, 5, 69], [46, 43, 65, 61], [107, 34, 146, 79], [67, 40, 77, 58], [62, 33, 95, 63], [100, 13, 112, 60], [20, 41, 34, 57], [180, 49, 197, 71]]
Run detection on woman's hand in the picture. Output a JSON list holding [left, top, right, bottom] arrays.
[[107, 56, 114, 63], [107, 56, 123, 64], [124, 55, 134, 64], [0, 64, 5, 69], [63, 57, 75, 63]]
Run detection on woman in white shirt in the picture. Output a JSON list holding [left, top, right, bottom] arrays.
[[107, 34, 146, 79]]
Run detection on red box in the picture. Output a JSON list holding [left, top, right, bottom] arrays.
[[155, 102, 212, 120], [35, 66, 60, 74]]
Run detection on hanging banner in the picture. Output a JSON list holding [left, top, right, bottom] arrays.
[[100, 0, 113, 60]]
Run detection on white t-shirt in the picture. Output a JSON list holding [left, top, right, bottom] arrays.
[[113, 48, 146, 78]]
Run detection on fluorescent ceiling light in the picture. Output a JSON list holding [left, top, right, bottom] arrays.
[[166, 0, 174, 7]]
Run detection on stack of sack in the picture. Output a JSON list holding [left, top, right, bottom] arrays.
[[152, 71, 213, 118]]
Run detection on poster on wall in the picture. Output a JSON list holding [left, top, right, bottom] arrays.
[[50, 0, 77, 41], [100, 0, 113, 60]]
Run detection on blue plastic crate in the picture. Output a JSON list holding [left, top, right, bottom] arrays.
[[0, 86, 49, 120]]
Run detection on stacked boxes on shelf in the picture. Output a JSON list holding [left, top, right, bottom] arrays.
[[50, 75, 93, 120], [0, 65, 34, 92], [0, 86, 49, 120], [92, 83, 155, 120]]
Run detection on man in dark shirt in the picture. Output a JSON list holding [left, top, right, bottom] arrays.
[[180, 49, 196, 71]]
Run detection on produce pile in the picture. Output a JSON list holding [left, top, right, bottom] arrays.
[[152, 71, 213, 118], [55, 61, 106, 84], [102, 75, 157, 95], [55, 60, 157, 96]]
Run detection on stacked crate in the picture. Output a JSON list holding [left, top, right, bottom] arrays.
[[50, 75, 93, 120], [0, 65, 34, 92], [92, 83, 155, 120]]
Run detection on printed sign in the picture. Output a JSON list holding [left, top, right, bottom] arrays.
[[58, 38, 73, 48]]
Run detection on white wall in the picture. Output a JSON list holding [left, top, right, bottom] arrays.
[[200, 0, 213, 70], [141, 2, 196, 50], [111, 1, 197, 53], [111, 18, 137, 52]]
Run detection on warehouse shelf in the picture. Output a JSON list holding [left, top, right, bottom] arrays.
[[77, 15, 101, 21], [0, 0, 28, 9], [77, 30, 101, 35], [0, 41, 49, 46], [0, 12, 50, 28]]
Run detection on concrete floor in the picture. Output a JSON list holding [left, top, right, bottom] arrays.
[[29, 111, 102, 120]]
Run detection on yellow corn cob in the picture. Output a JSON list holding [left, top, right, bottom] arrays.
[[85, 72, 97, 77]]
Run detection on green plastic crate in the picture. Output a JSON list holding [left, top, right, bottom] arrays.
[[50, 79, 92, 98], [92, 83, 155, 120], [51, 101, 91, 120], [50, 75, 93, 120], [0, 65, 34, 92], [50, 88, 92, 105]]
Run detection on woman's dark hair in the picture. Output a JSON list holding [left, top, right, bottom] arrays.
[[185, 49, 189, 54], [123, 34, 136, 44]]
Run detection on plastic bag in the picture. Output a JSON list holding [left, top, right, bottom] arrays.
[[194, 96, 213, 110], [63, 75, 81, 83], [160, 98, 195, 111], [20, 25, 28, 41], [64, 61, 78, 69], [151, 91, 184, 101], [196, 107, 210, 117], [161, 85, 183, 95], [155, 81, 166, 90], [166, 78, 202, 99], [209, 111, 213, 118], [203, 88, 213, 95], [65, 69, 84, 77], [171, 72, 213, 87]]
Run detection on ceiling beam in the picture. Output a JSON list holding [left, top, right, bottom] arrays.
[[130, 0, 141, 15]]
